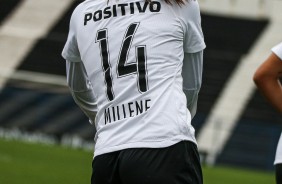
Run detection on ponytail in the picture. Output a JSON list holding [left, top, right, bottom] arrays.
[[146, 0, 190, 6], [163, 0, 186, 5]]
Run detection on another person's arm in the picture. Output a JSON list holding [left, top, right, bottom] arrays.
[[253, 52, 282, 113]]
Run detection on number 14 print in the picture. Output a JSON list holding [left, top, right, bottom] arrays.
[[96, 22, 148, 101]]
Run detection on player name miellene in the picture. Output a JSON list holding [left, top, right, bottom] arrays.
[[104, 99, 151, 124]]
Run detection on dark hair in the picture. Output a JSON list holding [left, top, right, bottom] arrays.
[[106, 0, 188, 6], [164, 0, 186, 5], [146, 0, 188, 6]]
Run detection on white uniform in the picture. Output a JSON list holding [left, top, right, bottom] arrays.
[[62, 0, 205, 157], [272, 42, 282, 165]]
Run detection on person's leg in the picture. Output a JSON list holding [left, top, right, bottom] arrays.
[[276, 164, 282, 184], [119, 141, 203, 184], [91, 151, 122, 184]]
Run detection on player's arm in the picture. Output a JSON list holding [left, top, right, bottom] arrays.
[[253, 52, 282, 113], [182, 50, 204, 118], [66, 60, 98, 124]]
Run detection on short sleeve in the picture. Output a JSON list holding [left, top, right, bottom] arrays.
[[272, 42, 282, 60], [181, 1, 206, 53], [62, 10, 81, 62]]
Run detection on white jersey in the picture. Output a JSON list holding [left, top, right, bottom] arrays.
[[272, 42, 282, 164], [272, 42, 282, 60], [275, 133, 282, 165], [62, 0, 205, 157]]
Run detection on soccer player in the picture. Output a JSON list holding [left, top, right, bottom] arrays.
[[253, 42, 282, 184], [62, 0, 205, 183]]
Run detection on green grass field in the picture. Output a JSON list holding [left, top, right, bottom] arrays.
[[0, 138, 275, 184]]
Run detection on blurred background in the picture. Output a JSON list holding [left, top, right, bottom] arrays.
[[0, 0, 281, 183]]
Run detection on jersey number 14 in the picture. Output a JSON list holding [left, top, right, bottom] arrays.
[[96, 22, 148, 101]]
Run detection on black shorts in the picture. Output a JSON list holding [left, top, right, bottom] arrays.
[[91, 141, 203, 184], [276, 164, 282, 184]]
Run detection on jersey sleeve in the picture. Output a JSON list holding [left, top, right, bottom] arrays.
[[182, 51, 203, 118], [66, 60, 98, 124], [272, 42, 282, 60], [62, 5, 97, 124], [181, 1, 206, 53], [62, 9, 81, 63]]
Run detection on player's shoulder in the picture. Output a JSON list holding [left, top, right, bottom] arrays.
[[69, 0, 93, 27], [71, 0, 107, 19], [70, 1, 92, 17], [168, 0, 201, 17], [167, 0, 201, 27], [179, 0, 201, 14], [71, 1, 87, 17]]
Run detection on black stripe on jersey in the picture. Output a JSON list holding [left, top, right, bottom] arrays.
[[136, 46, 148, 93], [117, 23, 139, 76], [96, 29, 115, 101]]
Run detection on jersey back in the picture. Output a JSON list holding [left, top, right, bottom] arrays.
[[62, 0, 205, 156]]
